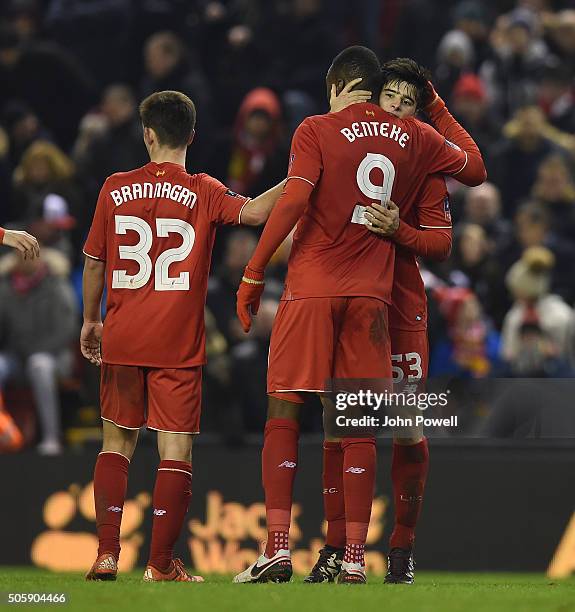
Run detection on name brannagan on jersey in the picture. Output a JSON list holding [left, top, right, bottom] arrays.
[[84, 161, 249, 369]]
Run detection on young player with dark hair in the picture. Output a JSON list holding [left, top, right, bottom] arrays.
[[82, 90, 285, 583], [233, 47, 485, 585], [305, 58, 485, 585]]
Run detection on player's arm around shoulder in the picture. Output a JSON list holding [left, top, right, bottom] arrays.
[[239, 179, 287, 226]]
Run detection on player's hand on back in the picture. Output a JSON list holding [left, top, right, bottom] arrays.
[[236, 265, 265, 333], [80, 321, 103, 366], [2, 229, 40, 259], [364, 201, 400, 236], [330, 78, 372, 113]]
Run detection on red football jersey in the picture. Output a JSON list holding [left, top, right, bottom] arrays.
[[389, 174, 451, 331], [84, 161, 249, 368], [282, 103, 465, 303]]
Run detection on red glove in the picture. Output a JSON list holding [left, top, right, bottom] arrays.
[[236, 265, 265, 333], [423, 81, 446, 116]]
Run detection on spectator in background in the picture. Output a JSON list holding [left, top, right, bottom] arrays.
[[206, 87, 288, 197], [10, 141, 82, 260], [450, 73, 501, 156], [501, 246, 574, 363], [537, 64, 575, 133], [448, 223, 509, 327], [511, 201, 575, 303], [530, 153, 575, 240], [461, 183, 514, 255], [429, 287, 501, 378], [451, 0, 492, 69], [74, 84, 148, 199], [543, 9, 575, 76], [2, 101, 53, 167], [0, 247, 78, 454], [481, 8, 549, 120], [207, 228, 258, 346], [488, 105, 567, 213], [0, 24, 96, 150], [140, 30, 212, 169], [435, 29, 475, 100]]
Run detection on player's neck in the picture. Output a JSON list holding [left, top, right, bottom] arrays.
[[148, 147, 187, 168]]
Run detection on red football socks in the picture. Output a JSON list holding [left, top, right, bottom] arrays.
[[148, 460, 192, 572], [342, 437, 376, 566], [93, 451, 130, 559], [323, 440, 346, 549], [389, 438, 429, 551], [262, 418, 299, 557]]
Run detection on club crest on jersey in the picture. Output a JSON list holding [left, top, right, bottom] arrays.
[[444, 195, 452, 222], [444, 139, 461, 151]]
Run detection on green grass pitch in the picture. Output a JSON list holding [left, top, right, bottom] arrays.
[[1, 568, 574, 612]]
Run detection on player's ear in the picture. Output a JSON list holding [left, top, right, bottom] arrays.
[[187, 129, 195, 146], [143, 126, 154, 147], [336, 79, 345, 96]]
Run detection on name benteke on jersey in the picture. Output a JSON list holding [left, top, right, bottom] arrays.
[[109, 181, 197, 208], [340, 120, 410, 148]]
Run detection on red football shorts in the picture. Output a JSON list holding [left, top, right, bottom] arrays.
[[389, 328, 429, 383], [267, 296, 391, 395], [100, 364, 202, 434]]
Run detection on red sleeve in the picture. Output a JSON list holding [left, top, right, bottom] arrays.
[[83, 182, 110, 261], [201, 174, 250, 225], [247, 119, 321, 271], [426, 96, 487, 186], [393, 176, 452, 261], [249, 178, 313, 271], [286, 118, 323, 188], [0, 227, 5, 243]]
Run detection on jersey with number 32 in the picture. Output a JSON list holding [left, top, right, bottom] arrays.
[[83, 161, 249, 368], [283, 102, 466, 303]]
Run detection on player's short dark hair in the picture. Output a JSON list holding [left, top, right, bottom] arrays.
[[381, 58, 432, 109], [327, 46, 382, 97], [139, 90, 196, 149]]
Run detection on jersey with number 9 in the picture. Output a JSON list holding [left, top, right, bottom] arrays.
[[83, 161, 249, 368], [282, 102, 466, 304]]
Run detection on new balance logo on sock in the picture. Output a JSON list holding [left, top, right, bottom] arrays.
[[107, 506, 122, 512], [278, 461, 297, 468], [153, 509, 167, 516], [345, 467, 366, 474]]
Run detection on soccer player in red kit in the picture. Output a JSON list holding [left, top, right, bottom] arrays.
[[233, 47, 485, 584], [307, 60, 481, 584], [81, 90, 284, 582]]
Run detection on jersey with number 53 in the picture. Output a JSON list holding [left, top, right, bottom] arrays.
[[282, 102, 466, 303], [83, 161, 249, 368]]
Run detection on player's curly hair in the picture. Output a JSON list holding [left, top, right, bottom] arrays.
[[380, 58, 433, 109], [139, 90, 196, 149]]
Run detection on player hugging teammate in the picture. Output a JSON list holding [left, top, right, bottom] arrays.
[[234, 47, 486, 585], [80, 46, 485, 586]]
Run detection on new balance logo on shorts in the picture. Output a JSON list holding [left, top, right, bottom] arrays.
[[153, 509, 167, 516], [278, 460, 297, 469], [345, 467, 366, 474], [107, 506, 122, 513]]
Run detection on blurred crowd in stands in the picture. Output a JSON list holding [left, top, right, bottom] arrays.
[[1, 0, 575, 451]]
